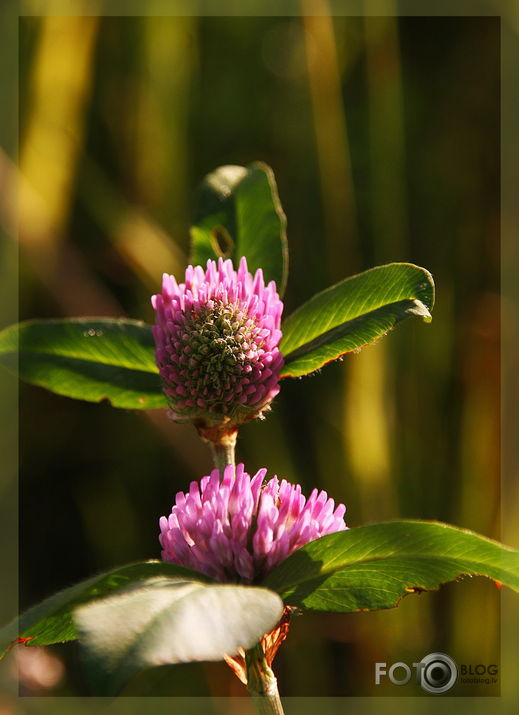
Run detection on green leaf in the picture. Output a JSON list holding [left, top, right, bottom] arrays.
[[190, 162, 288, 294], [0, 561, 208, 658], [280, 263, 434, 378], [263, 521, 519, 612], [75, 577, 283, 694], [0, 318, 167, 409]]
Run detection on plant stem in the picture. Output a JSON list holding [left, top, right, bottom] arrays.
[[245, 643, 285, 715], [207, 439, 284, 713], [197, 423, 238, 471], [209, 440, 236, 471]]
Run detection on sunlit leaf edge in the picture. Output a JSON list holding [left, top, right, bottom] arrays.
[[262, 520, 518, 613], [279, 263, 435, 378], [74, 578, 284, 694], [0, 560, 211, 658]]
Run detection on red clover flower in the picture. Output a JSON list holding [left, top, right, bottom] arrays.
[[159, 463, 347, 583], [152, 258, 284, 436]]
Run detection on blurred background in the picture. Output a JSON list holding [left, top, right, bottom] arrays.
[[8, 5, 503, 701]]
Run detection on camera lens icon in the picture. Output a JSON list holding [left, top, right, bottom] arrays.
[[419, 653, 458, 694]]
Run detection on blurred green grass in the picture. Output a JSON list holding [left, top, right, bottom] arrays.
[[14, 11, 500, 698]]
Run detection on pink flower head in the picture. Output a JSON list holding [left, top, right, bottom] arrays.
[[159, 463, 347, 583], [152, 258, 284, 430]]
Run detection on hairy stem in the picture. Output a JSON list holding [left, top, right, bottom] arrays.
[[197, 423, 238, 471], [245, 643, 285, 715], [209, 439, 236, 471]]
